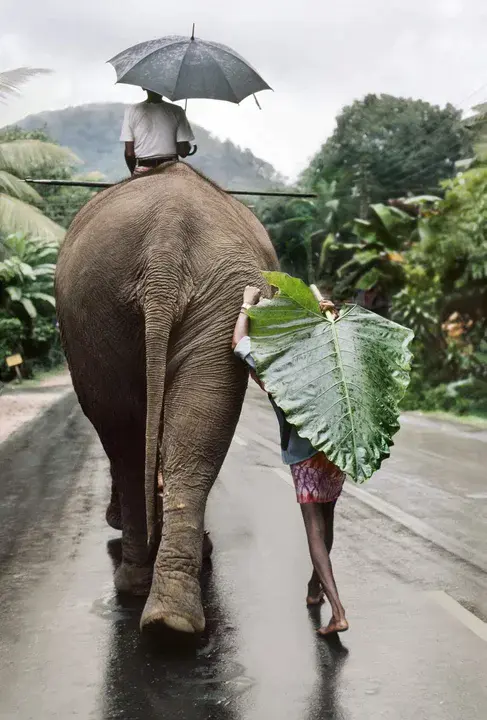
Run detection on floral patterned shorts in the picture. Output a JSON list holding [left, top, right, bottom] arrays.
[[290, 452, 346, 504]]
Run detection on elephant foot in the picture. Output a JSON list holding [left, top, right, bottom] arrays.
[[140, 573, 205, 635], [106, 501, 122, 531], [114, 561, 152, 596]]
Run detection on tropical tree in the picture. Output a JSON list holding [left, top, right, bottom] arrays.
[[0, 68, 76, 239], [1, 125, 96, 229], [302, 94, 472, 225]]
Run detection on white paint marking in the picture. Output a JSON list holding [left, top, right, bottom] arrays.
[[428, 591, 487, 642], [233, 435, 248, 447], [343, 483, 487, 574], [272, 467, 294, 488], [466, 493, 487, 500]]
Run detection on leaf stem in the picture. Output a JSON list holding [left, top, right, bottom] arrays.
[[310, 283, 335, 322]]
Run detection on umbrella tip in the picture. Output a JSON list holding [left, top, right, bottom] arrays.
[[191, 23, 195, 40]]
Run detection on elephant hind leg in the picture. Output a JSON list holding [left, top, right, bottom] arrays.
[[140, 358, 246, 635], [98, 412, 153, 597], [107, 454, 164, 533]]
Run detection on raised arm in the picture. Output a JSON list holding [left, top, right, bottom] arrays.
[[232, 286, 261, 349]]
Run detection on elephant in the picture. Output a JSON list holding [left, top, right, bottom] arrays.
[[55, 161, 278, 635]]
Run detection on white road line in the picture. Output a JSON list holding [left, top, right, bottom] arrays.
[[466, 493, 487, 500], [272, 467, 294, 487], [343, 483, 487, 574], [233, 435, 248, 447], [427, 591, 487, 642]]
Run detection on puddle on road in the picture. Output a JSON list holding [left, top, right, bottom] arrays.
[[91, 587, 143, 620]]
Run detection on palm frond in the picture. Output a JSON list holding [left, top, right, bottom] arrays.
[[0, 171, 42, 202], [0, 140, 79, 175], [29, 291, 56, 308], [0, 194, 65, 241], [0, 68, 51, 102]]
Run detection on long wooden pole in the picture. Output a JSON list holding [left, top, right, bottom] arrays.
[[24, 178, 318, 198]]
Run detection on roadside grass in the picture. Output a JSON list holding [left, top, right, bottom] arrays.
[[410, 409, 487, 431]]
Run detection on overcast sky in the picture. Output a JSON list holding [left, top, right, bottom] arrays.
[[1, 0, 487, 179]]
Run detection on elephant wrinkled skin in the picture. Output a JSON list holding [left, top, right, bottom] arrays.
[[55, 162, 278, 635]]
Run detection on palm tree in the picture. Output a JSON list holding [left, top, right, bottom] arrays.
[[0, 68, 76, 240]]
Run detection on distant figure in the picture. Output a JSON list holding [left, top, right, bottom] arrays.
[[120, 89, 195, 176]]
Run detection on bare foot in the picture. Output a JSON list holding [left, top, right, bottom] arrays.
[[317, 616, 349, 636], [306, 575, 325, 606]]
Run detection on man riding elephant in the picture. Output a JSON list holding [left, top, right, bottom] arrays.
[[55, 162, 278, 635]]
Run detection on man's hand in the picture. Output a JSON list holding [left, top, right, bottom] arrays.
[[176, 141, 191, 158], [124, 141, 136, 174], [243, 286, 261, 306], [319, 299, 339, 318]]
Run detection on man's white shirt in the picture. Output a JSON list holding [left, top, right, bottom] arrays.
[[120, 100, 195, 159]]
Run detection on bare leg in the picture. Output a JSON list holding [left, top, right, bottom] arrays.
[[306, 501, 335, 605], [301, 503, 348, 634]]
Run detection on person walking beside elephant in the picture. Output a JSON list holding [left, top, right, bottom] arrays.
[[232, 286, 349, 636]]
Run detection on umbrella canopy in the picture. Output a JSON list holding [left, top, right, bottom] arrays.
[[108, 34, 271, 104]]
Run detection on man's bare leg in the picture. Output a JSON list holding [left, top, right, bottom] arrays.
[[301, 502, 348, 634], [306, 501, 335, 605]]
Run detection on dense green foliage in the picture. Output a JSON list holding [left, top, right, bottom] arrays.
[[256, 180, 341, 286], [0, 233, 60, 380], [302, 95, 471, 225], [17, 103, 284, 189], [248, 272, 413, 481], [257, 95, 486, 419]]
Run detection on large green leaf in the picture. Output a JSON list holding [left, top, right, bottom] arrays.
[[29, 291, 56, 308], [248, 272, 414, 483], [19, 297, 37, 319]]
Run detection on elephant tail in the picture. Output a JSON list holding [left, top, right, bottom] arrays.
[[144, 295, 172, 547]]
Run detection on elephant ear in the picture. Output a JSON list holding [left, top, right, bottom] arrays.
[[247, 271, 414, 483]]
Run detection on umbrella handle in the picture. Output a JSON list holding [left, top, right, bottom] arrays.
[[188, 144, 198, 156]]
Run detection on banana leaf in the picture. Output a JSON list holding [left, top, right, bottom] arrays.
[[247, 272, 414, 483]]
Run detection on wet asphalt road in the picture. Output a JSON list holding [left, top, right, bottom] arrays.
[[1, 386, 487, 719]]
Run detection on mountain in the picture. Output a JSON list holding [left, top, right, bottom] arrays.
[[17, 103, 285, 190]]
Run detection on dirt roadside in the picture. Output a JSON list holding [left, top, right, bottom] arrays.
[[0, 370, 73, 446]]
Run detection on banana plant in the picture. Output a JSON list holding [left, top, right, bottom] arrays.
[[0, 233, 57, 320], [331, 203, 417, 299], [248, 272, 414, 483]]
